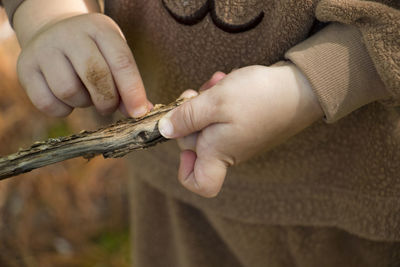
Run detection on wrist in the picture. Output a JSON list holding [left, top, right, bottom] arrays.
[[276, 62, 323, 131], [289, 63, 324, 121], [13, 0, 100, 47]]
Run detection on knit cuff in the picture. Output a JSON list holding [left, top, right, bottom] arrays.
[[1, 0, 25, 26], [285, 23, 388, 123]]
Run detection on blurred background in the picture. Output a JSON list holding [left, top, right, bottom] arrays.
[[0, 7, 131, 267]]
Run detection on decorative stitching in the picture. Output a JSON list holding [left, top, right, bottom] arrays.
[[162, 0, 264, 33]]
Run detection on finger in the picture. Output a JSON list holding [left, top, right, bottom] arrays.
[[179, 150, 196, 181], [39, 50, 91, 108], [177, 133, 198, 151], [199, 71, 226, 92], [93, 27, 150, 117], [178, 150, 227, 198], [65, 36, 119, 115], [178, 89, 198, 100], [158, 90, 222, 139], [23, 70, 73, 117], [118, 101, 130, 117], [119, 100, 153, 117], [175, 90, 200, 151], [147, 101, 154, 110]]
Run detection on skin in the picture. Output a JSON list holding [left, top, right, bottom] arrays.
[[159, 64, 324, 198], [14, 0, 151, 117], [14, 0, 323, 198]]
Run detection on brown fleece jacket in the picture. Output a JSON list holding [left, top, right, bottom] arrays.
[[288, 0, 400, 120], [3, 0, 400, 246], [131, 175, 400, 267], [107, 0, 400, 242]]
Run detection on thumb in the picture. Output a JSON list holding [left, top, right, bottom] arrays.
[[158, 92, 218, 138]]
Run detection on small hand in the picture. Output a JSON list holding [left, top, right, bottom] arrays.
[[17, 13, 151, 117], [175, 71, 227, 152], [159, 63, 323, 197]]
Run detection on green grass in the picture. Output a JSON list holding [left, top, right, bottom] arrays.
[[46, 120, 72, 138], [79, 228, 131, 267], [94, 229, 130, 255]]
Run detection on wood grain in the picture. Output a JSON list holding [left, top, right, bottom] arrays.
[[0, 100, 184, 180]]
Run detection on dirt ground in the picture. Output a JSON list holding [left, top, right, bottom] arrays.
[[0, 8, 131, 267]]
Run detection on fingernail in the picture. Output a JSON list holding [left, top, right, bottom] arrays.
[[132, 105, 148, 118], [213, 71, 224, 79], [159, 114, 174, 138]]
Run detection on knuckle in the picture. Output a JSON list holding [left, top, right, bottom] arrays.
[[199, 186, 219, 198], [90, 13, 114, 25], [181, 102, 197, 132], [91, 14, 124, 36], [177, 135, 197, 151], [210, 93, 223, 111], [215, 93, 232, 122], [208, 93, 225, 119], [196, 161, 225, 198], [96, 99, 119, 115], [31, 37, 49, 56], [193, 171, 221, 198], [32, 44, 59, 66], [57, 85, 79, 101], [112, 54, 135, 73], [34, 97, 58, 113], [124, 82, 144, 97]]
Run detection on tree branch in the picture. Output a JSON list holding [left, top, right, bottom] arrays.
[[0, 99, 184, 180]]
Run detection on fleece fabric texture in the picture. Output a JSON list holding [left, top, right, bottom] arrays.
[[103, 0, 400, 240], [131, 177, 400, 267], [287, 0, 400, 121]]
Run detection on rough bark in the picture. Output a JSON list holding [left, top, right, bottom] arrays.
[[0, 99, 184, 180]]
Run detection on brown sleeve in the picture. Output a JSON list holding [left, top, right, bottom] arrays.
[[1, 0, 25, 26], [285, 0, 400, 123]]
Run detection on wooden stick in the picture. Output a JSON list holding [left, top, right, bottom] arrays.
[[0, 100, 184, 180]]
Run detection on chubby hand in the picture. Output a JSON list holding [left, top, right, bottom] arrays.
[[159, 64, 323, 198], [17, 13, 151, 117]]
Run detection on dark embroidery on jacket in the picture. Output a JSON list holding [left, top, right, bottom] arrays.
[[162, 0, 264, 33]]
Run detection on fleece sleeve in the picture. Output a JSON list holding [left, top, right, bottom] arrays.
[[285, 0, 400, 123], [0, 0, 25, 25]]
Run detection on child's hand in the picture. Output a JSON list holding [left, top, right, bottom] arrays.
[[16, 10, 150, 117], [159, 64, 324, 197]]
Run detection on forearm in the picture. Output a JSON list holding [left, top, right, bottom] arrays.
[[13, 0, 100, 47]]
